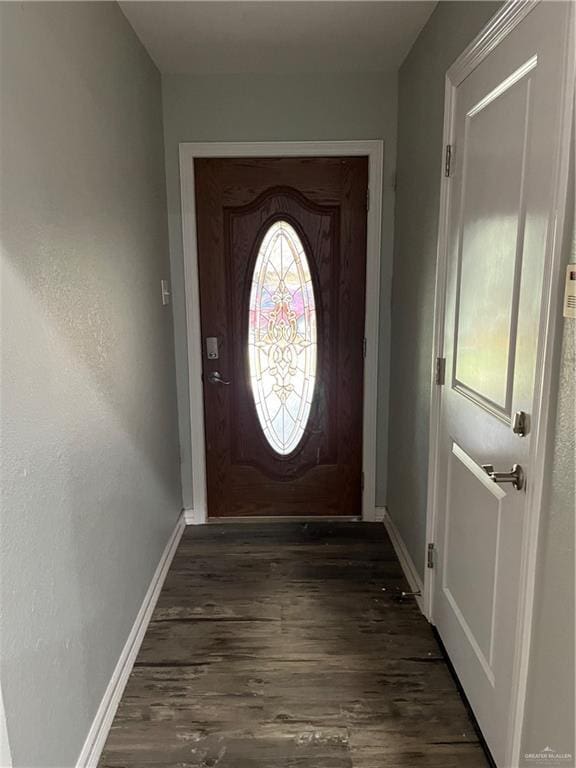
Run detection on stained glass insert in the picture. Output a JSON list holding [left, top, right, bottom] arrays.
[[248, 220, 317, 455]]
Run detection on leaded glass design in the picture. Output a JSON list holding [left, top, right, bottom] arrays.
[[248, 220, 317, 455]]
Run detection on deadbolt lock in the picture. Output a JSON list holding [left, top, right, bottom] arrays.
[[512, 410, 529, 437], [206, 336, 219, 360]]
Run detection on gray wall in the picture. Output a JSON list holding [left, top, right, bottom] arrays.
[[390, 1, 575, 762], [520, 127, 575, 765], [0, 4, 181, 766], [161, 72, 398, 510], [388, 0, 501, 576]]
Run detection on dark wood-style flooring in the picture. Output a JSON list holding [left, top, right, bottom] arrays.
[[99, 522, 488, 767]]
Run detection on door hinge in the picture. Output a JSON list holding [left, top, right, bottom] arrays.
[[427, 543, 436, 569], [444, 144, 453, 177], [363, 337, 367, 359], [366, 187, 370, 211], [361, 471, 365, 493], [435, 356, 446, 385]]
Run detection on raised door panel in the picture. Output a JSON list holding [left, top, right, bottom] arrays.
[[453, 60, 535, 417], [443, 442, 505, 685]]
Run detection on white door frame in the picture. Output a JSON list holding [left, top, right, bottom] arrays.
[[179, 140, 384, 524], [423, 1, 575, 765]]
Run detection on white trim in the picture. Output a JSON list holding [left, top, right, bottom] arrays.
[[0, 685, 12, 768], [424, 2, 575, 766], [76, 513, 186, 768], [447, 0, 539, 85], [380, 507, 425, 614], [183, 508, 204, 526], [423, 69, 455, 622], [179, 140, 384, 524]]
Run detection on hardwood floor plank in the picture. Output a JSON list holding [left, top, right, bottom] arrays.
[[98, 522, 488, 767]]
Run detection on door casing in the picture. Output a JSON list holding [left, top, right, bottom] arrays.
[[179, 141, 384, 524], [424, 1, 575, 766]]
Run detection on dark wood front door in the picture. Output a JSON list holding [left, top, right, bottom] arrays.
[[195, 157, 368, 517]]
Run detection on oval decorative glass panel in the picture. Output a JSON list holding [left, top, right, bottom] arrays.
[[248, 220, 317, 455]]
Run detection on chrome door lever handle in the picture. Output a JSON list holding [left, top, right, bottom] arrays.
[[207, 371, 231, 385], [481, 463, 524, 491]]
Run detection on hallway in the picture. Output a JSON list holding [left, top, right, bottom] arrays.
[[99, 523, 488, 767], [1, 1, 574, 764]]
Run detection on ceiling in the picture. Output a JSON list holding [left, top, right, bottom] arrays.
[[120, 1, 436, 75]]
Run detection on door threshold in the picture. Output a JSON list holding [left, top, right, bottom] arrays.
[[207, 516, 362, 524]]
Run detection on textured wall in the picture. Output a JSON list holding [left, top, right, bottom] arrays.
[[388, 1, 501, 576], [520, 120, 575, 765], [161, 71, 398, 510], [0, 3, 181, 766]]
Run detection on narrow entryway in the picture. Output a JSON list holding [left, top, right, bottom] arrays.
[[99, 523, 489, 767]]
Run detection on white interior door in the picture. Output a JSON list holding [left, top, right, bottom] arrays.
[[433, 3, 572, 766]]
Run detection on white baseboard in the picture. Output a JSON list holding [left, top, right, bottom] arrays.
[[0, 684, 12, 768], [362, 506, 384, 522], [378, 507, 425, 615], [76, 512, 186, 768], [183, 508, 205, 525]]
